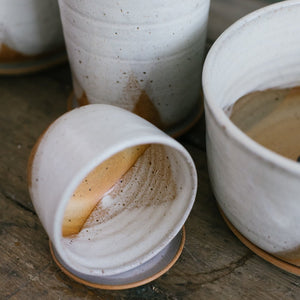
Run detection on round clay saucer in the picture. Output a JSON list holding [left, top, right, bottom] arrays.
[[50, 226, 185, 290], [67, 93, 204, 138], [0, 50, 67, 75], [219, 208, 300, 276]]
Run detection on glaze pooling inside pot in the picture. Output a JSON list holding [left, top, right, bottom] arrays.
[[229, 86, 300, 162], [61, 144, 192, 275], [83, 145, 176, 226], [62, 144, 149, 236]]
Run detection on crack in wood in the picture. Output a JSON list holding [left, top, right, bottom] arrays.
[[0, 188, 36, 215], [174, 252, 254, 291], [199, 252, 254, 285]]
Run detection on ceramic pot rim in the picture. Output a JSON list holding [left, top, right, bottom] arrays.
[[202, 0, 300, 176]]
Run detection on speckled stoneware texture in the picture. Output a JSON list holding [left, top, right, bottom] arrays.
[[203, 0, 300, 267], [58, 0, 210, 132], [28, 104, 197, 277], [0, 0, 64, 60]]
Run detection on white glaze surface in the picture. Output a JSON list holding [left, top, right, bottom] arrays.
[[62, 144, 192, 275], [58, 0, 210, 127], [0, 0, 64, 55], [29, 104, 197, 275], [203, 0, 300, 257]]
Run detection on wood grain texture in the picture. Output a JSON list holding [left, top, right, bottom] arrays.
[[1, 1, 299, 299]]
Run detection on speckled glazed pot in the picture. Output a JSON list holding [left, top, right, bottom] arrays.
[[58, 0, 210, 134], [28, 104, 197, 280], [203, 0, 300, 266], [0, 0, 64, 62]]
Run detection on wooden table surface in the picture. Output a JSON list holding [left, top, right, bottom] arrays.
[[1, 1, 300, 299]]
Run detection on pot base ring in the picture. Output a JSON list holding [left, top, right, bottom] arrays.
[[0, 50, 67, 75], [49, 226, 185, 290]]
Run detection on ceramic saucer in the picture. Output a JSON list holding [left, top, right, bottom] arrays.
[[0, 50, 67, 75], [50, 226, 185, 290], [219, 208, 300, 276]]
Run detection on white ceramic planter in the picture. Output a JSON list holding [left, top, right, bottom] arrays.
[[0, 0, 64, 59], [203, 0, 300, 266], [58, 0, 210, 134], [28, 104, 197, 282]]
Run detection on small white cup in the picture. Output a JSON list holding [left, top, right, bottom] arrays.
[[0, 0, 64, 60], [58, 0, 210, 134], [203, 0, 300, 266], [28, 104, 197, 278]]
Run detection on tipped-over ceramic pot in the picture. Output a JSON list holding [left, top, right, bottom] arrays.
[[28, 104, 197, 288]]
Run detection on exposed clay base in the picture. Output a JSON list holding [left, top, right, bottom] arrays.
[[132, 90, 164, 130], [77, 92, 89, 106], [0, 43, 65, 63], [0, 44, 67, 75], [219, 208, 300, 276], [124, 75, 164, 129], [275, 246, 300, 267], [69, 92, 204, 138], [0, 44, 30, 62], [76, 89, 164, 129]]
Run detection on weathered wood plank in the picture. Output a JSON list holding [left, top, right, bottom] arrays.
[[0, 66, 71, 211], [1, 1, 300, 298]]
